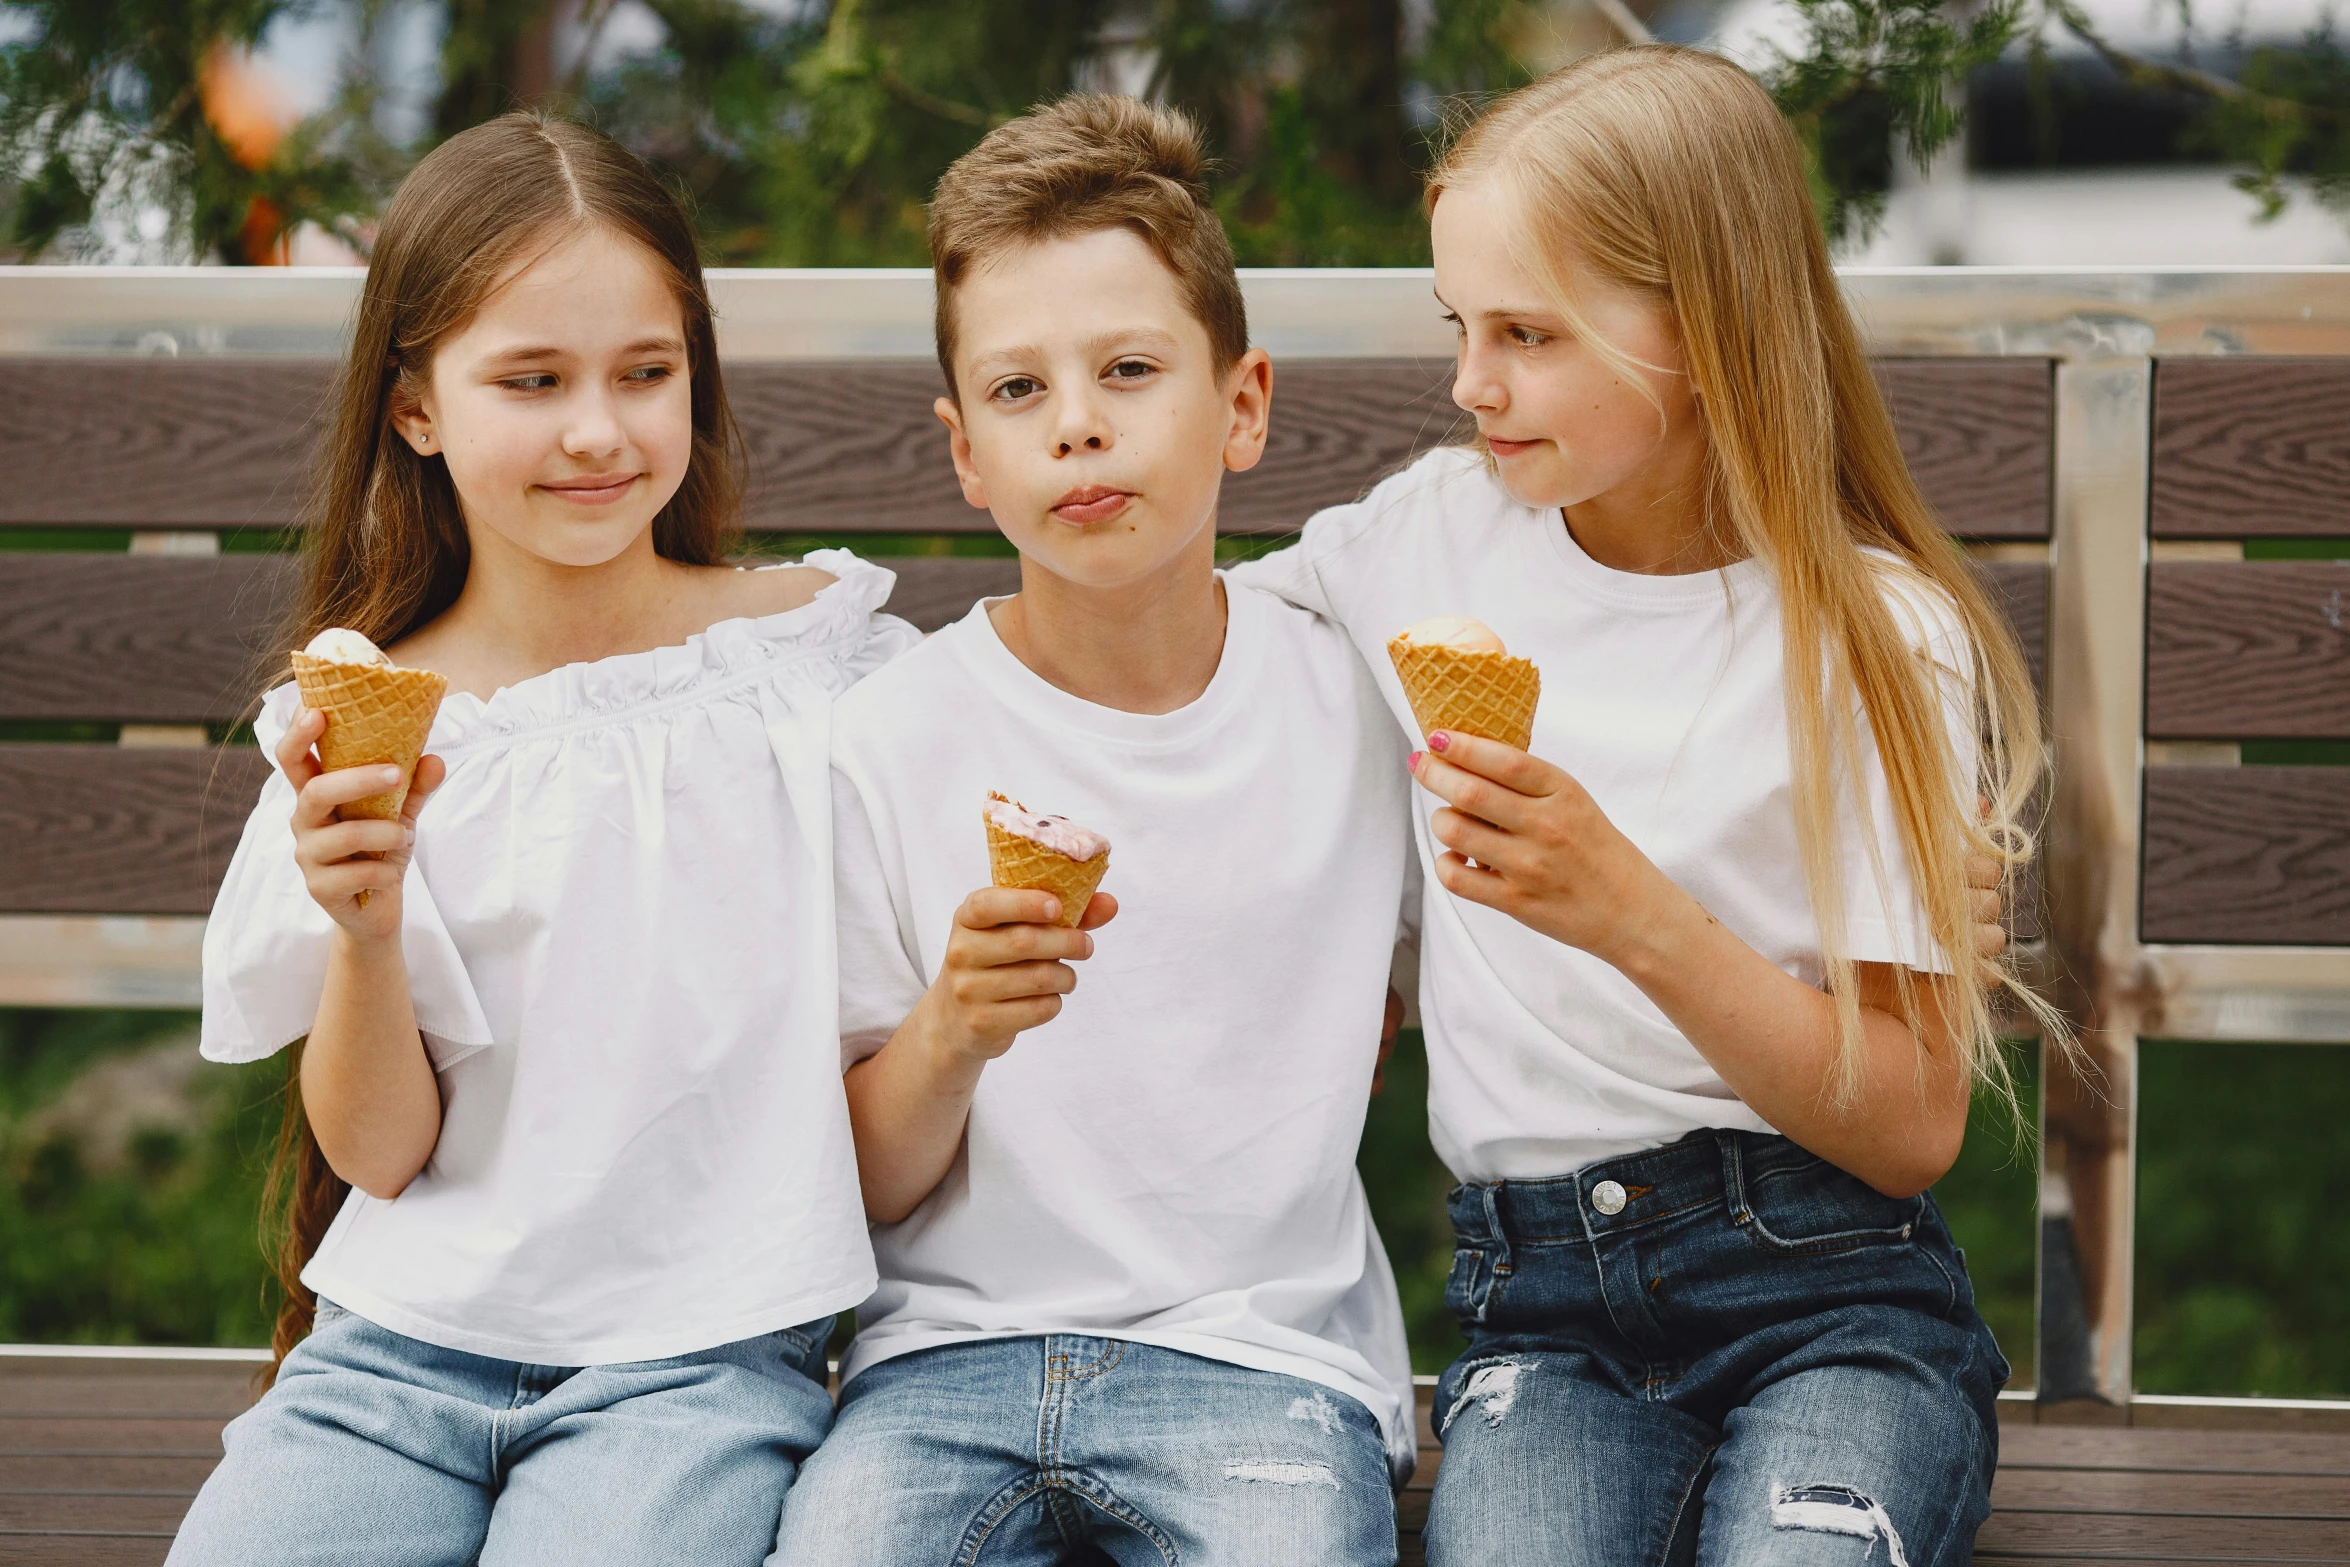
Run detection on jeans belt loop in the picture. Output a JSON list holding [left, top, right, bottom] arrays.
[[1479, 1182, 1513, 1315], [1718, 1130, 1748, 1225]]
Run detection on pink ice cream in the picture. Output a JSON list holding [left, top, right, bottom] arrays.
[[985, 794, 1110, 863]]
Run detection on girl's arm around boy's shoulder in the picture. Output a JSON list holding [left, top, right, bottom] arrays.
[[1227, 444, 1490, 621]]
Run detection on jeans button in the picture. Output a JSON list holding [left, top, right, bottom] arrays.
[[1591, 1179, 1627, 1216]]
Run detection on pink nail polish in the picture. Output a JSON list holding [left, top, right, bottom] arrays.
[[1428, 731, 1451, 753], [1407, 751, 1424, 770]]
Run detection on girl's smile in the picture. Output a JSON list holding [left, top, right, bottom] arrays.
[[538, 472, 643, 506]]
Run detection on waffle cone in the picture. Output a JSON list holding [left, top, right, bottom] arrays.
[[1387, 637, 1540, 752], [985, 816, 1110, 928], [291, 652, 450, 821]]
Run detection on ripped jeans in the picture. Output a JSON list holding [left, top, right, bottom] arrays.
[[770, 1336, 1396, 1566], [1425, 1130, 2007, 1567]]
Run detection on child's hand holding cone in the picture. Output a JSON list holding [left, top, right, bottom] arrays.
[[282, 630, 450, 930]]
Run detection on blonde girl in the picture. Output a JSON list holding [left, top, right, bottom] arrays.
[[170, 114, 914, 1567], [1240, 46, 2048, 1567]]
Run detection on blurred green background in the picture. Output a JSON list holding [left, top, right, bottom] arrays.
[[6, 1005, 2344, 1397]]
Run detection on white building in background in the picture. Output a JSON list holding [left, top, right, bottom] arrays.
[[1702, 0, 2350, 264]]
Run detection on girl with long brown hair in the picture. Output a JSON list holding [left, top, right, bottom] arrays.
[[1239, 45, 2054, 1567], [171, 113, 915, 1566]]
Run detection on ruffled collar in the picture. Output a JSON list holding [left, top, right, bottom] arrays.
[[256, 550, 897, 753]]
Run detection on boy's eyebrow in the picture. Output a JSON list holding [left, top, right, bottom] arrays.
[[964, 326, 1186, 377]]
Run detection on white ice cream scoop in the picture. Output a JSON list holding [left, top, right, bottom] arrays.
[[303, 627, 393, 666], [1395, 615, 1508, 656]]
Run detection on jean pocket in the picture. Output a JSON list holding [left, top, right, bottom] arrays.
[[1445, 1247, 1493, 1321], [1737, 1156, 1924, 1256]]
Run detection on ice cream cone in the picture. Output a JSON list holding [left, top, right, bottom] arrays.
[[985, 816, 1110, 928], [1387, 636, 1541, 752], [290, 652, 449, 822]]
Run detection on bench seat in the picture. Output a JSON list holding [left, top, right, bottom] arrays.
[[6, 1350, 2347, 1565]]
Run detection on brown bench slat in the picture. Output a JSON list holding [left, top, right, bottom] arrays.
[[2149, 560, 2350, 739], [1878, 359, 2054, 541], [0, 359, 332, 531], [2153, 358, 2350, 539], [2143, 765, 2350, 945], [0, 1496, 192, 1532], [0, 1542, 176, 1566], [1976, 1509, 2350, 1556], [0, 554, 296, 724], [1, 358, 2050, 539], [0, 1457, 222, 1493], [0, 745, 269, 916], [0, 555, 1023, 725], [1994, 1465, 2350, 1515], [1979, 559, 2049, 697]]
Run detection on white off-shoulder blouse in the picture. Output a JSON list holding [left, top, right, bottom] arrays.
[[201, 551, 921, 1365]]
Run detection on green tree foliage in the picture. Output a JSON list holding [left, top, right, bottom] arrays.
[[5, 0, 2350, 264], [0, 0, 392, 261]]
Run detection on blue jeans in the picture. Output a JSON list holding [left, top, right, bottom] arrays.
[[167, 1299, 835, 1567], [771, 1335, 1397, 1566], [1425, 1131, 2008, 1567]]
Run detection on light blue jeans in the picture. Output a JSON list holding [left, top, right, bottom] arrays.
[[167, 1299, 835, 1567], [771, 1335, 1398, 1567]]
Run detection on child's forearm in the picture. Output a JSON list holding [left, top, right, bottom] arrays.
[[844, 995, 990, 1224], [1607, 889, 1970, 1199], [302, 929, 442, 1200]]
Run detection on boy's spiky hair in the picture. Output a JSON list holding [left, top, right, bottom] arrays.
[[927, 93, 1248, 396]]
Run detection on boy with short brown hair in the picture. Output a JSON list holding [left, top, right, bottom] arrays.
[[770, 95, 1414, 1566]]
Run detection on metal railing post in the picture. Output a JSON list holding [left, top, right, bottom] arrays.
[[2037, 344, 2153, 1412]]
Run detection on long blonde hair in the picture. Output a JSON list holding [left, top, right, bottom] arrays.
[[1432, 45, 2064, 1107]]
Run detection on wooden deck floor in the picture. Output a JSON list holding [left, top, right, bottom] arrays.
[[6, 1349, 2346, 1564]]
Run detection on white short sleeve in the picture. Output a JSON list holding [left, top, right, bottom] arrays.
[[199, 685, 494, 1070]]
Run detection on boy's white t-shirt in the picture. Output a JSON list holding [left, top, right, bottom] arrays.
[[1234, 448, 1973, 1183], [831, 578, 1420, 1476]]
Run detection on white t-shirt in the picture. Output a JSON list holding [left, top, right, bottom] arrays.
[[830, 579, 1420, 1477], [1234, 448, 1972, 1183], [201, 553, 920, 1365]]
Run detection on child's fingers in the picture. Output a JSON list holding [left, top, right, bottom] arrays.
[[958, 886, 1072, 932], [1424, 731, 1555, 796], [1973, 920, 2008, 962], [950, 959, 1078, 1011], [956, 918, 1093, 971], [1429, 805, 1515, 870], [401, 755, 448, 827], [1409, 749, 1534, 834], [275, 709, 324, 789], [1972, 887, 2002, 925], [1964, 852, 2001, 891], [1431, 850, 1511, 909], [295, 765, 406, 827], [297, 819, 410, 868], [310, 859, 406, 904], [1076, 892, 1118, 931]]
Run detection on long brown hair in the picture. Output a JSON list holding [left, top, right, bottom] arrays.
[[1429, 47, 2068, 1109], [261, 112, 745, 1379]]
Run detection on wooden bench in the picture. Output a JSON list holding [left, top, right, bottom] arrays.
[[4, 267, 2348, 1559], [6, 1349, 2349, 1564]]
